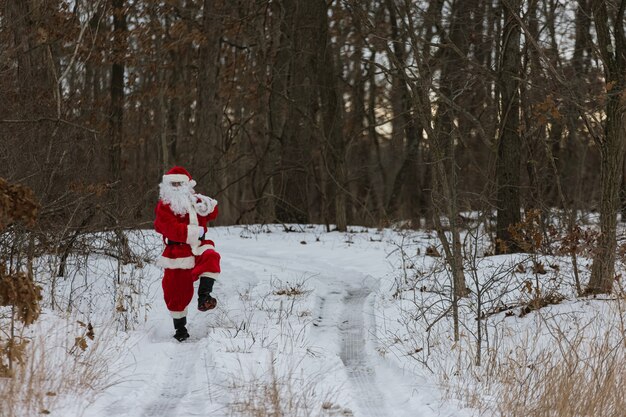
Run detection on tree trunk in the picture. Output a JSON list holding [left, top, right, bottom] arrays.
[[495, 0, 523, 254], [621, 157, 626, 221], [109, 0, 126, 183], [349, 24, 368, 226], [366, 51, 386, 221], [196, 0, 223, 198], [271, 0, 319, 224], [264, 1, 291, 223], [590, 97, 625, 293], [6, 0, 56, 109], [317, 0, 347, 232], [384, 0, 423, 223], [587, 0, 626, 294], [427, 0, 475, 296], [167, 56, 180, 167]]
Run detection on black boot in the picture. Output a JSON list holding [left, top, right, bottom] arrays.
[[173, 317, 189, 342], [198, 277, 217, 311]]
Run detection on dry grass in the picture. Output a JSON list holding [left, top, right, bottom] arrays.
[[0, 319, 119, 417], [494, 336, 626, 417], [228, 354, 346, 417], [271, 276, 312, 297], [446, 299, 626, 417]]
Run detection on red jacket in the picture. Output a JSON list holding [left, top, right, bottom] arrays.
[[154, 199, 218, 269]]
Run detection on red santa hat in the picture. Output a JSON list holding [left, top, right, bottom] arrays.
[[162, 166, 194, 185]]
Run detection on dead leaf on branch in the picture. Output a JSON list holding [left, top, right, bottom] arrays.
[[0, 270, 42, 326], [87, 323, 95, 340], [425, 246, 441, 257], [523, 280, 533, 294], [74, 337, 88, 352], [0, 338, 30, 377], [532, 262, 547, 275], [0, 177, 39, 230], [77, 321, 95, 340]]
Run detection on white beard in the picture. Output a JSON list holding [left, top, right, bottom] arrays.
[[159, 182, 196, 216]]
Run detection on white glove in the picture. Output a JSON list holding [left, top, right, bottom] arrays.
[[194, 194, 218, 216]]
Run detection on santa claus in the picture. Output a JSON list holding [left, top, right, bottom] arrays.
[[154, 166, 221, 342]]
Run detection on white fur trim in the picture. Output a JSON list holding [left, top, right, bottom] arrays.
[[188, 204, 199, 225], [163, 174, 190, 183], [156, 256, 195, 269], [186, 225, 204, 244], [199, 272, 220, 279], [170, 308, 188, 319], [192, 244, 215, 256]]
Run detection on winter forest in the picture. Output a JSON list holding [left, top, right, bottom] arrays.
[[2, 0, 626, 416]]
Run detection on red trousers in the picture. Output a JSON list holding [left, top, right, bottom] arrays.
[[162, 249, 220, 316]]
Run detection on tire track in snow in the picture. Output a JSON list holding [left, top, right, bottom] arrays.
[[339, 288, 386, 417], [140, 343, 197, 417]]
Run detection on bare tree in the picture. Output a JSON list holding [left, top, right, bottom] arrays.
[[268, 0, 320, 224], [0, 0, 620, 236], [495, 0, 523, 254], [109, 0, 126, 186], [587, 0, 626, 294], [196, 0, 224, 182], [383, 0, 425, 226], [318, 0, 348, 232]]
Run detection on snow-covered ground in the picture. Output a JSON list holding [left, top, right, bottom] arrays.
[[3, 224, 625, 417]]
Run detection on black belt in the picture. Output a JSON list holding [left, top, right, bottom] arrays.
[[166, 240, 185, 245]]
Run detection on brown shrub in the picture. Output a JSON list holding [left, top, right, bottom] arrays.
[[0, 177, 39, 230]]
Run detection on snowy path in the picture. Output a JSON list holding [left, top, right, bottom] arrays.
[[78, 227, 457, 417], [223, 249, 402, 416], [140, 343, 196, 417], [312, 278, 432, 417], [339, 288, 386, 417]]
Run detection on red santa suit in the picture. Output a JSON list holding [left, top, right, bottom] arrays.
[[154, 166, 221, 318]]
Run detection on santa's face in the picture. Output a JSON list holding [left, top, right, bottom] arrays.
[[159, 180, 196, 216]]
